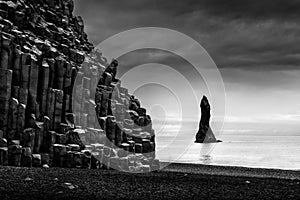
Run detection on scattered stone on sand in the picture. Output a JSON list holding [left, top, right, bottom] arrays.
[[24, 177, 33, 181], [62, 182, 76, 190], [43, 164, 49, 168]]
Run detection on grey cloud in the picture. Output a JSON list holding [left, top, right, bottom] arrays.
[[75, 0, 300, 20], [74, 0, 300, 77]]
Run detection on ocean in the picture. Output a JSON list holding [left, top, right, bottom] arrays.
[[154, 121, 300, 170]]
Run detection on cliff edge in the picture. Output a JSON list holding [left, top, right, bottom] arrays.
[[0, 0, 158, 172]]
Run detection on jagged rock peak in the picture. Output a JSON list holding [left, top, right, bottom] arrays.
[[195, 96, 220, 143]]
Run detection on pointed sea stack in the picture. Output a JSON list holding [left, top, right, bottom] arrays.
[[195, 96, 221, 143]]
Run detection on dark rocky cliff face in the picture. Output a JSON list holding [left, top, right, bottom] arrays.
[[0, 0, 159, 172], [195, 96, 219, 143]]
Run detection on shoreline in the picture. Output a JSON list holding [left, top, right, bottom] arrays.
[[164, 162, 300, 180], [0, 163, 299, 199]]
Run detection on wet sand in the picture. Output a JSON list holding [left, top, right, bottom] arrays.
[[0, 164, 299, 200]]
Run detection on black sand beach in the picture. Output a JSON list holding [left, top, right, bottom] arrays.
[[0, 163, 299, 200]]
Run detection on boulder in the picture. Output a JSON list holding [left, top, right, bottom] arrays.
[[81, 150, 91, 169], [21, 147, 32, 167], [8, 144, 22, 166], [32, 154, 41, 167], [0, 147, 8, 166], [66, 129, 85, 150]]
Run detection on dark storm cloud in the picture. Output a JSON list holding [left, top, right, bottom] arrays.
[[185, 0, 300, 20], [76, 0, 300, 20], [74, 0, 300, 73], [116, 49, 199, 80]]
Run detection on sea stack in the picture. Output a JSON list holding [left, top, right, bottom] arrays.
[[195, 96, 220, 143]]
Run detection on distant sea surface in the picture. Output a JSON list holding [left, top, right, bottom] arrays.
[[154, 121, 300, 170]]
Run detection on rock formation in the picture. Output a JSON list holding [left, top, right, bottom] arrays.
[[0, 0, 159, 172], [195, 96, 220, 143]]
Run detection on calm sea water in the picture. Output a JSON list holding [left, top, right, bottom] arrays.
[[154, 121, 300, 170]]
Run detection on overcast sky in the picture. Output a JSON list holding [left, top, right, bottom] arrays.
[[74, 0, 300, 135]]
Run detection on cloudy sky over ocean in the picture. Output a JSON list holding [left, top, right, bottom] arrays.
[[74, 0, 300, 136]]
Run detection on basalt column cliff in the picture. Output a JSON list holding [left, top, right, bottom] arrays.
[[0, 0, 159, 172]]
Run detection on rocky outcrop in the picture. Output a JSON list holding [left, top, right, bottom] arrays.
[[195, 96, 220, 143], [0, 0, 159, 172], [72, 52, 158, 172]]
